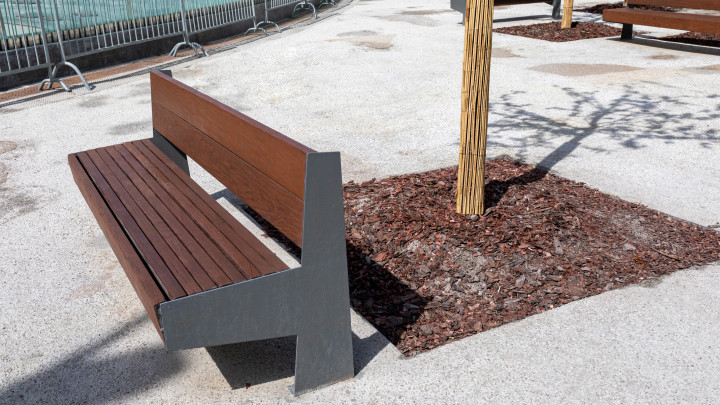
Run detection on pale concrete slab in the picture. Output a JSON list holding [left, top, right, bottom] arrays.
[[1, 0, 719, 403]]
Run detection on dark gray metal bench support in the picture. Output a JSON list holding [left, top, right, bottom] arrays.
[[552, 0, 562, 20], [621, 23, 634, 40], [156, 151, 353, 395]]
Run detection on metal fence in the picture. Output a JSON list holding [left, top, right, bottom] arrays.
[[0, 0, 278, 91], [0, 0, 52, 77]]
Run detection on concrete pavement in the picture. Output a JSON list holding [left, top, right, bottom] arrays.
[[1, 0, 719, 403]]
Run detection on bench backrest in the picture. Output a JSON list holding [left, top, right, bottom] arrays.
[[150, 71, 314, 247], [627, 0, 720, 11]]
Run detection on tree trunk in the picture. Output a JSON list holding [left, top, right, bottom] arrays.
[[561, 0, 574, 29], [457, 0, 494, 215]]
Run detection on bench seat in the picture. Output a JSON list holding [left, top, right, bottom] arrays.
[[604, 8, 720, 35], [69, 138, 289, 335]]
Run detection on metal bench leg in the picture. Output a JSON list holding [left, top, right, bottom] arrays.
[[621, 23, 633, 40], [552, 0, 562, 20], [294, 151, 354, 395]]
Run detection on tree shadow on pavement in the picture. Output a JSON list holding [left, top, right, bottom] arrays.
[[0, 315, 185, 404], [483, 86, 720, 208]]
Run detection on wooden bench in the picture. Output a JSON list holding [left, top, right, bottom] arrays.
[[451, 0, 563, 21], [603, 0, 720, 41], [68, 71, 353, 395]]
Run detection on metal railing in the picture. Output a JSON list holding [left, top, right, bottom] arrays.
[[0, 0, 289, 92], [249, 0, 317, 34], [1, 0, 52, 77], [39, 0, 187, 90], [171, 0, 257, 56]]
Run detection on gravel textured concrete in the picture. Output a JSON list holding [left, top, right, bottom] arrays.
[[1, 0, 719, 403]]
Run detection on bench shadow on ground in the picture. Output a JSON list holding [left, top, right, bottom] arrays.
[[612, 36, 720, 57], [0, 315, 185, 404], [207, 191, 413, 388], [482, 86, 720, 209], [206, 329, 391, 389]]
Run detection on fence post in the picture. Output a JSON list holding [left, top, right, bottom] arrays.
[[170, 0, 208, 57], [38, 0, 92, 91]]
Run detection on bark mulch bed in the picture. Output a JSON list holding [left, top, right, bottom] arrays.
[[578, 2, 677, 14], [343, 159, 720, 355], [494, 22, 626, 42], [659, 32, 720, 48]]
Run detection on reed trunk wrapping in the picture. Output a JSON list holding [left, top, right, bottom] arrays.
[[457, 0, 494, 215], [561, 0, 574, 29]]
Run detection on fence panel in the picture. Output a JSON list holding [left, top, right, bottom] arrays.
[[171, 0, 255, 55], [39, 0, 187, 90], [0, 0, 52, 77]]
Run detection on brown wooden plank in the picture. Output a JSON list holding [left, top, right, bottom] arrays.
[[151, 102, 305, 247], [92, 147, 220, 292], [628, 0, 720, 11], [111, 143, 248, 284], [126, 141, 283, 279], [75, 152, 188, 300], [604, 9, 720, 35], [69, 154, 167, 338], [132, 140, 290, 276], [84, 149, 210, 295], [149, 71, 312, 200]]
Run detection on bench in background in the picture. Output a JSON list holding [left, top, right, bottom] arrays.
[[603, 0, 720, 40]]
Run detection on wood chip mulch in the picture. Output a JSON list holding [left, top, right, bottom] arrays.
[[343, 159, 720, 355], [578, 2, 677, 14], [494, 22, 626, 42], [660, 32, 720, 48]]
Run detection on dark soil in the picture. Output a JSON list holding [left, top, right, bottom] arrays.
[[660, 32, 720, 48], [494, 22, 627, 42], [578, 2, 677, 14], [343, 160, 720, 355]]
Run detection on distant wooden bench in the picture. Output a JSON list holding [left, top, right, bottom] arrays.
[[451, 0, 563, 20], [603, 0, 720, 40], [68, 71, 353, 396]]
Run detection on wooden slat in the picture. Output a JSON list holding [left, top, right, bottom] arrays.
[[69, 154, 167, 337], [127, 141, 288, 277], [149, 71, 312, 200], [112, 143, 249, 283], [628, 0, 720, 11], [91, 148, 218, 292], [105, 144, 239, 288], [82, 149, 208, 295], [75, 152, 188, 299], [604, 9, 720, 35], [152, 102, 305, 247]]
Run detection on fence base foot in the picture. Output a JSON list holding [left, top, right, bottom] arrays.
[[38, 62, 92, 92], [170, 41, 208, 58], [318, 0, 337, 8], [246, 21, 280, 35], [292, 1, 317, 19]]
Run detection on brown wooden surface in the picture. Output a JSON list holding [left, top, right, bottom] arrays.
[[131, 140, 289, 276], [76, 151, 193, 299], [103, 145, 235, 288], [494, 0, 552, 4], [149, 71, 313, 200], [628, 0, 720, 11], [604, 8, 720, 34], [69, 154, 167, 337], [74, 141, 291, 302], [152, 102, 305, 247]]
